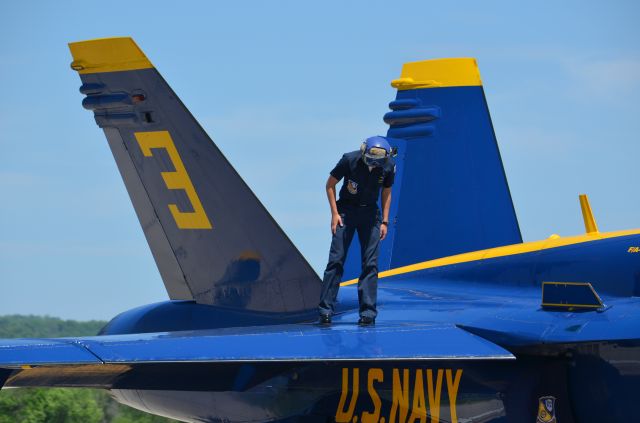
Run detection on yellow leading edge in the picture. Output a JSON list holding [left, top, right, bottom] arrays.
[[391, 58, 482, 90], [341, 228, 640, 287], [68, 37, 153, 74]]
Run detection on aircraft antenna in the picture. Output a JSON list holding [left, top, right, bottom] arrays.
[[579, 194, 599, 234]]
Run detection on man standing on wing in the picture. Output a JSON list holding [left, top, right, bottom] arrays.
[[318, 136, 395, 326]]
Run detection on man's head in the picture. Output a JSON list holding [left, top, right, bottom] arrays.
[[360, 136, 391, 167]]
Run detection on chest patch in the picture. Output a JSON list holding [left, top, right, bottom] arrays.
[[347, 179, 358, 194]]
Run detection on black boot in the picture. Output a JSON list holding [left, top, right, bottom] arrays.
[[319, 314, 332, 325], [358, 316, 375, 326]]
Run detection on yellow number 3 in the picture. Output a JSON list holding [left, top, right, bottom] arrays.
[[134, 131, 212, 229]]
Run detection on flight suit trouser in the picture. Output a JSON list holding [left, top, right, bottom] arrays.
[[318, 206, 381, 319]]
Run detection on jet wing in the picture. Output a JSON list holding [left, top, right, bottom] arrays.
[[1, 322, 513, 366], [0, 338, 103, 366], [0, 323, 513, 388]]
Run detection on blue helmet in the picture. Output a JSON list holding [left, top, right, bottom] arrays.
[[360, 136, 391, 167]]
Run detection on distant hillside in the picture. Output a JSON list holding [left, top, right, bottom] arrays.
[[0, 315, 106, 338], [0, 315, 175, 423]]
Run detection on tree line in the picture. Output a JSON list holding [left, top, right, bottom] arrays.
[[0, 315, 175, 423]]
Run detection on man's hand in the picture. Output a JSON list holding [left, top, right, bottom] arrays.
[[380, 223, 388, 240], [331, 213, 343, 235]]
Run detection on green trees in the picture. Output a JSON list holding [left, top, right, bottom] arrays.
[[0, 315, 106, 338], [0, 315, 176, 423], [0, 388, 103, 423]]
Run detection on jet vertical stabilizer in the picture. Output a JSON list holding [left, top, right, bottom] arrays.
[[344, 59, 523, 278], [68, 37, 321, 314]]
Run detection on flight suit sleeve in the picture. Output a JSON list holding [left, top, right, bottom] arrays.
[[383, 163, 396, 188], [330, 155, 349, 181]]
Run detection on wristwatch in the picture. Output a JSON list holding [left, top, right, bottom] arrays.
[[381, 221, 388, 226]]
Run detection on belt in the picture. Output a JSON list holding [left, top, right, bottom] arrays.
[[340, 201, 376, 208]]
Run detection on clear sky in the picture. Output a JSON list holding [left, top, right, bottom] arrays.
[[1, 1, 639, 320]]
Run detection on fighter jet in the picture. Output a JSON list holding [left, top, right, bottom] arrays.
[[1, 37, 638, 423]]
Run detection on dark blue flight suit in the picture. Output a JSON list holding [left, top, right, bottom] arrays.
[[318, 150, 395, 319]]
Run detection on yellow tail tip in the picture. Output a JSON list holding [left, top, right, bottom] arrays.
[[68, 37, 153, 74], [391, 58, 482, 90]]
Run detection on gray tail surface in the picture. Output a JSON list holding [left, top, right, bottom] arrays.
[[69, 37, 320, 314]]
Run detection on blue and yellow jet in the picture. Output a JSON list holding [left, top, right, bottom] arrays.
[[1, 37, 639, 423]]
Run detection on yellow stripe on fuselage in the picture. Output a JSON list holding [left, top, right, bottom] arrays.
[[391, 58, 482, 90], [68, 37, 153, 74], [340, 229, 640, 287]]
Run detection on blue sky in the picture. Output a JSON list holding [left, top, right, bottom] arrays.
[[1, 1, 639, 320]]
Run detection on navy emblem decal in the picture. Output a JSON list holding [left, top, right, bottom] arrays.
[[536, 396, 557, 423], [347, 179, 358, 195]]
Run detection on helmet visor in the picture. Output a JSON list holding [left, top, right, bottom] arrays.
[[363, 147, 388, 167]]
